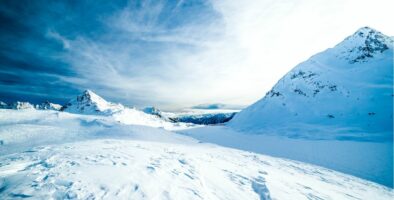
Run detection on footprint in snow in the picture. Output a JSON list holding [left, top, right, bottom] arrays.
[[146, 166, 155, 172], [251, 176, 271, 200]]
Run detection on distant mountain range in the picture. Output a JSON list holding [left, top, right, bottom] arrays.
[[191, 103, 244, 110], [1, 90, 237, 126], [0, 100, 61, 110]]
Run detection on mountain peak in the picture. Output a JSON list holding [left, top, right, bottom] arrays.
[[335, 26, 392, 63], [61, 90, 124, 114], [38, 101, 62, 110], [83, 89, 96, 96], [353, 26, 378, 36], [78, 89, 106, 104], [350, 26, 391, 44], [230, 27, 393, 136]]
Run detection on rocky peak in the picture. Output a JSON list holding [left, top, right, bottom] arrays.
[[38, 101, 62, 110], [337, 26, 393, 63], [61, 90, 124, 115]]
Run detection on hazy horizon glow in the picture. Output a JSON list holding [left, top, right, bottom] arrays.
[[1, 0, 393, 109]]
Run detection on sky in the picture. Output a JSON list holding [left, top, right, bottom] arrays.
[[0, 0, 393, 110]]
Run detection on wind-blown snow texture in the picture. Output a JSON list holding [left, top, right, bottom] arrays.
[[180, 126, 393, 188], [0, 109, 392, 199], [229, 27, 393, 142]]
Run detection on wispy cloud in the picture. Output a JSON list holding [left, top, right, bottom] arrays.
[[1, 0, 393, 109]]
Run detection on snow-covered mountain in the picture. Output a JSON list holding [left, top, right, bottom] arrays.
[[142, 106, 239, 125], [0, 101, 62, 111], [60, 90, 188, 129], [163, 108, 239, 125], [172, 112, 236, 125], [9, 101, 35, 110], [36, 101, 62, 111], [61, 90, 124, 115], [229, 27, 393, 140]]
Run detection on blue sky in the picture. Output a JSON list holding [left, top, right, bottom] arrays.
[[1, 0, 393, 109]]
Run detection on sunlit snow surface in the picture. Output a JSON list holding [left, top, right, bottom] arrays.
[[0, 109, 393, 199], [180, 126, 393, 188]]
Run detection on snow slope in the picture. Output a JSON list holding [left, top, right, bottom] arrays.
[[179, 126, 393, 188], [111, 108, 187, 130], [0, 109, 392, 199], [0, 109, 195, 155], [229, 27, 393, 141]]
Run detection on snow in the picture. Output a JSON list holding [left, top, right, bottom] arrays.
[[229, 27, 393, 138], [0, 110, 393, 199], [0, 109, 190, 155], [112, 108, 189, 130], [179, 126, 393, 188]]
